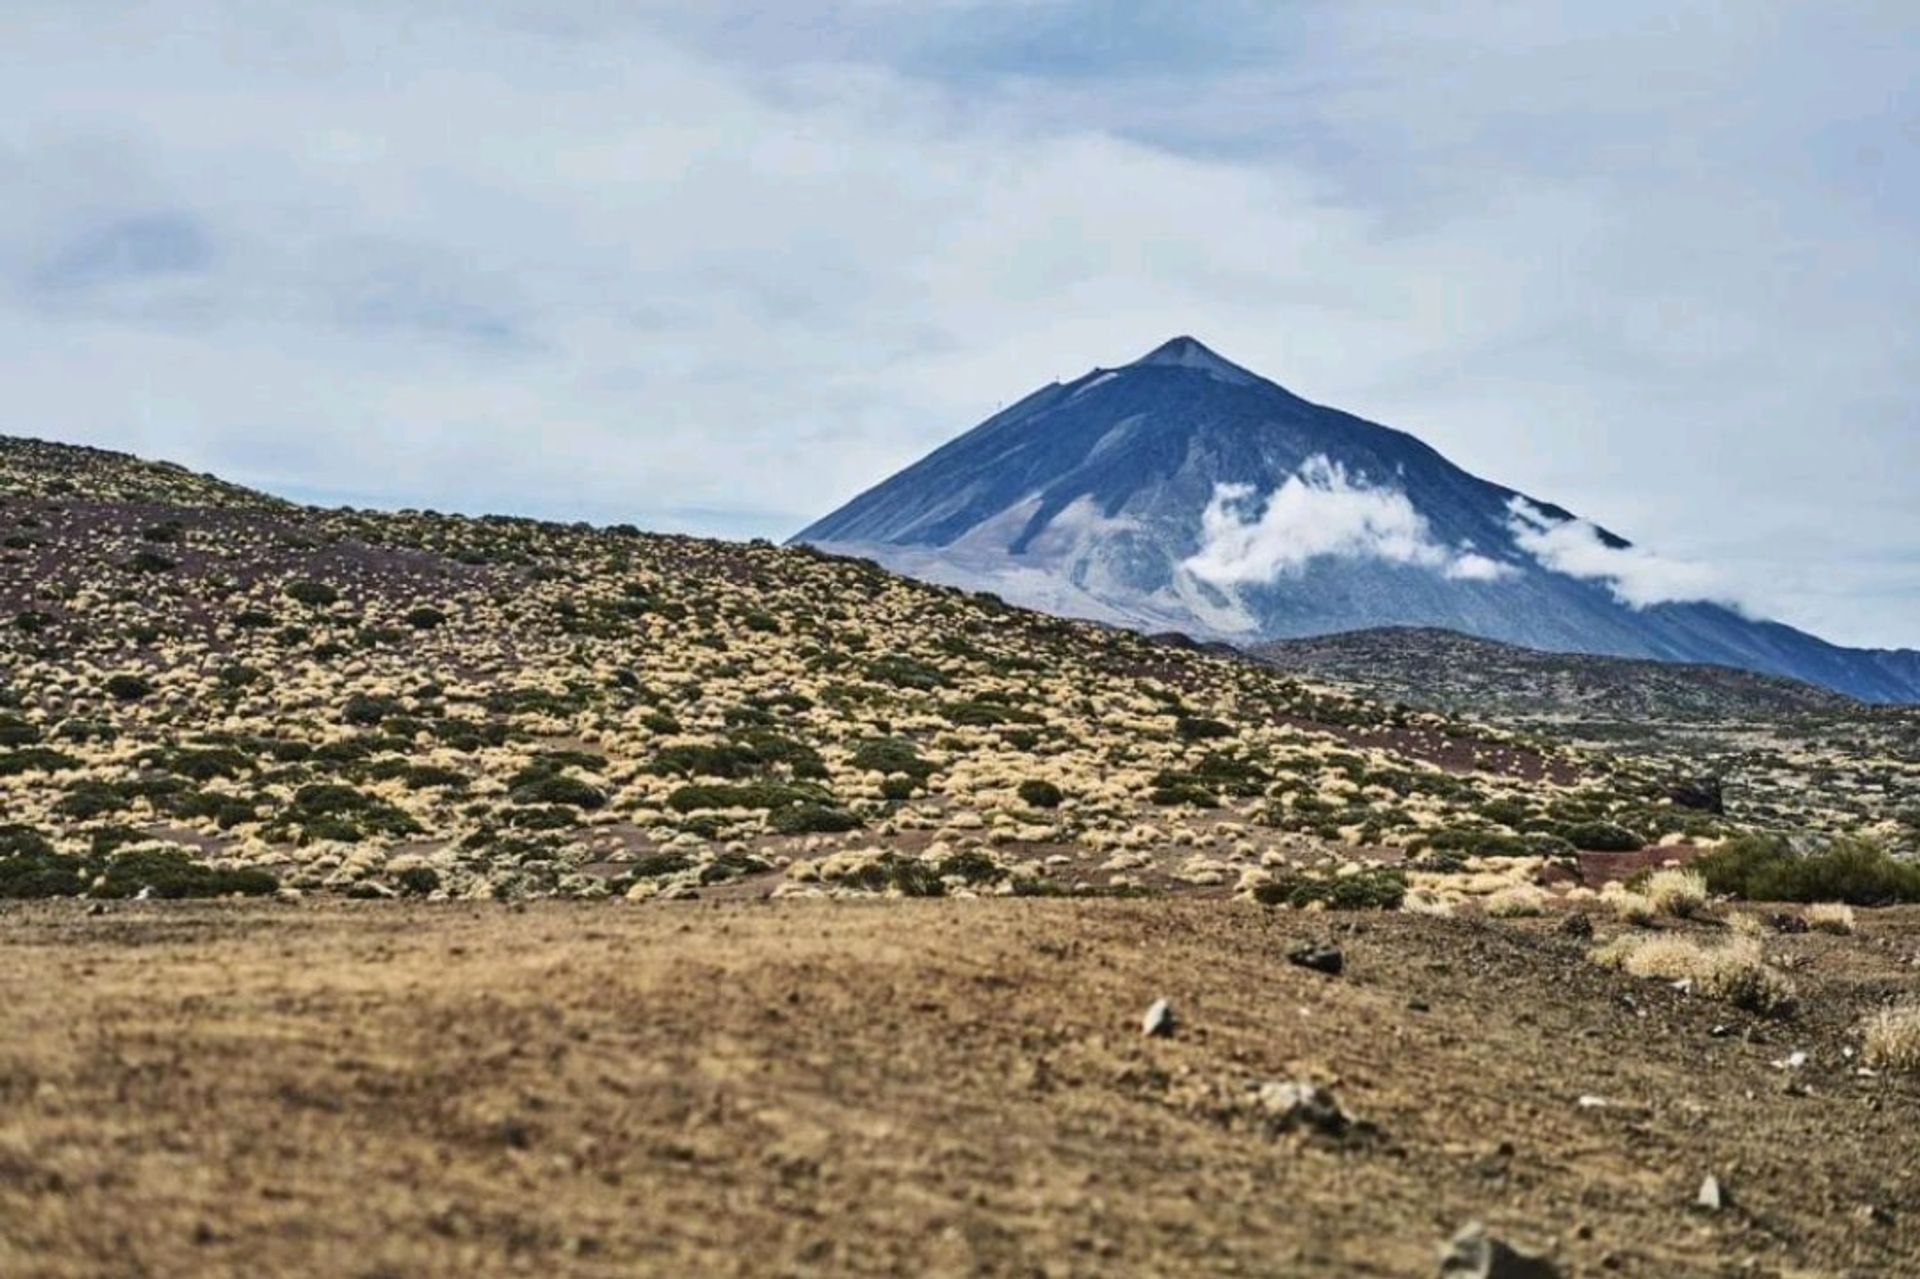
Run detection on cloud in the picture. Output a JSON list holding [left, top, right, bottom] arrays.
[[1183, 456, 1515, 586], [1505, 498, 1742, 611]]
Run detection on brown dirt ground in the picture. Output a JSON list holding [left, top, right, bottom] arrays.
[[2, 899, 1917, 1278]]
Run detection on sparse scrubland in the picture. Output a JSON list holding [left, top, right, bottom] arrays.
[[3, 437, 1919, 1277]]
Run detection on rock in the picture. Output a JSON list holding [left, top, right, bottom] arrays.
[[1768, 911, 1809, 935], [1253, 1080, 1351, 1138], [1287, 942, 1344, 976], [1141, 997, 1175, 1038], [1438, 1222, 1562, 1278], [1556, 913, 1594, 939], [1696, 1174, 1728, 1211]]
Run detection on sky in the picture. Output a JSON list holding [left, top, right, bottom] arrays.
[[2, 1, 1916, 647]]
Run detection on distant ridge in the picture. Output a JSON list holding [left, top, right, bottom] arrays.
[[1253, 626, 1857, 721]]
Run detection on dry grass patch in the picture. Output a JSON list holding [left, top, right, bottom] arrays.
[[1484, 885, 1549, 918], [1862, 1006, 1920, 1073], [1643, 868, 1708, 918], [1804, 902, 1856, 935], [1592, 934, 1795, 1016]]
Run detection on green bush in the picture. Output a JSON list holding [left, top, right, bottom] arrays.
[[1693, 835, 1920, 905], [850, 737, 935, 781], [94, 848, 277, 899], [405, 605, 447, 629], [285, 580, 340, 608], [1253, 866, 1407, 911], [667, 781, 830, 814], [1562, 821, 1645, 852], [0, 747, 81, 776], [839, 853, 945, 897], [769, 804, 861, 835], [508, 774, 606, 810], [0, 826, 92, 898], [1175, 716, 1234, 742], [1016, 779, 1063, 809], [105, 673, 153, 701]]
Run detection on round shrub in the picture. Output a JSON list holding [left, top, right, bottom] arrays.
[[1017, 779, 1064, 809]]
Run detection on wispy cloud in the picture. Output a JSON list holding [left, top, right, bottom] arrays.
[[1183, 456, 1514, 586], [1506, 497, 1745, 611]]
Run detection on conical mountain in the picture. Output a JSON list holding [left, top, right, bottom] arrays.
[[793, 338, 1920, 702]]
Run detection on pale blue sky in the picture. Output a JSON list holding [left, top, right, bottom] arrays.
[[2, 1, 1916, 645]]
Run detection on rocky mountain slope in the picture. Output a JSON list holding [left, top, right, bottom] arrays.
[[794, 338, 1920, 703]]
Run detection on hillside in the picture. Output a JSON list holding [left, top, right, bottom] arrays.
[[794, 338, 1920, 703], [2, 433, 1780, 906], [1254, 627, 1858, 721]]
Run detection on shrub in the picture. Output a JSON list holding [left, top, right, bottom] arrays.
[[405, 605, 447, 630], [769, 804, 861, 835], [267, 783, 422, 844], [1017, 779, 1064, 809], [0, 747, 82, 776], [105, 673, 153, 701], [127, 549, 177, 574], [395, 865, 441, 896], [666, 782, 830, 814], [342, 692, 401, 726], [1563, 821, 1644, 852], [1693, 835, 1920, 906], [285, 580, 340, 607], [936, 849, 1005, 885], [839, 853, 946, 897], [94, 847, 277, 899], [850, 737, 935, 781], [946, 699, 1042, 727], [1175, 716, 1233, 742], [1151, 781, 1220, 808], [509, 774, 606, 810], [1253, 866, 1406, 911], [1862, 1006, 1920, 1073], [0, 826, 91, 898]]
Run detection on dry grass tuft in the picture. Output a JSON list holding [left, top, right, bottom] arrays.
[[1804, 902, 1856, 935], [1643, 868, 1708, 918], [1484, 885, 1549, 918], [1862, 1006, 1920, 1073], [1592, 934, 1795, 1015], [1600, 882, 1657, 925]]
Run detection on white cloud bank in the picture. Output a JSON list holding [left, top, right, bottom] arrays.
[[1505, 497, 1741, 610], [1183, 456, 1513, 586]]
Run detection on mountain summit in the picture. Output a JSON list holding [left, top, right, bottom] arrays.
[[793, 338, 1920, 702]]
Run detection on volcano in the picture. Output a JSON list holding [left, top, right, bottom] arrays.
[[793, 337, 1920, 703]]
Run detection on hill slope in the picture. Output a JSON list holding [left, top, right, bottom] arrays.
[[794, 338, 1920, 703], [1254, 626, 1858, 721], [4, 433, 1782, 901]]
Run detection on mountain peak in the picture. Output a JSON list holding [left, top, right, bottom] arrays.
[[1129, 336, 1260, 385]]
